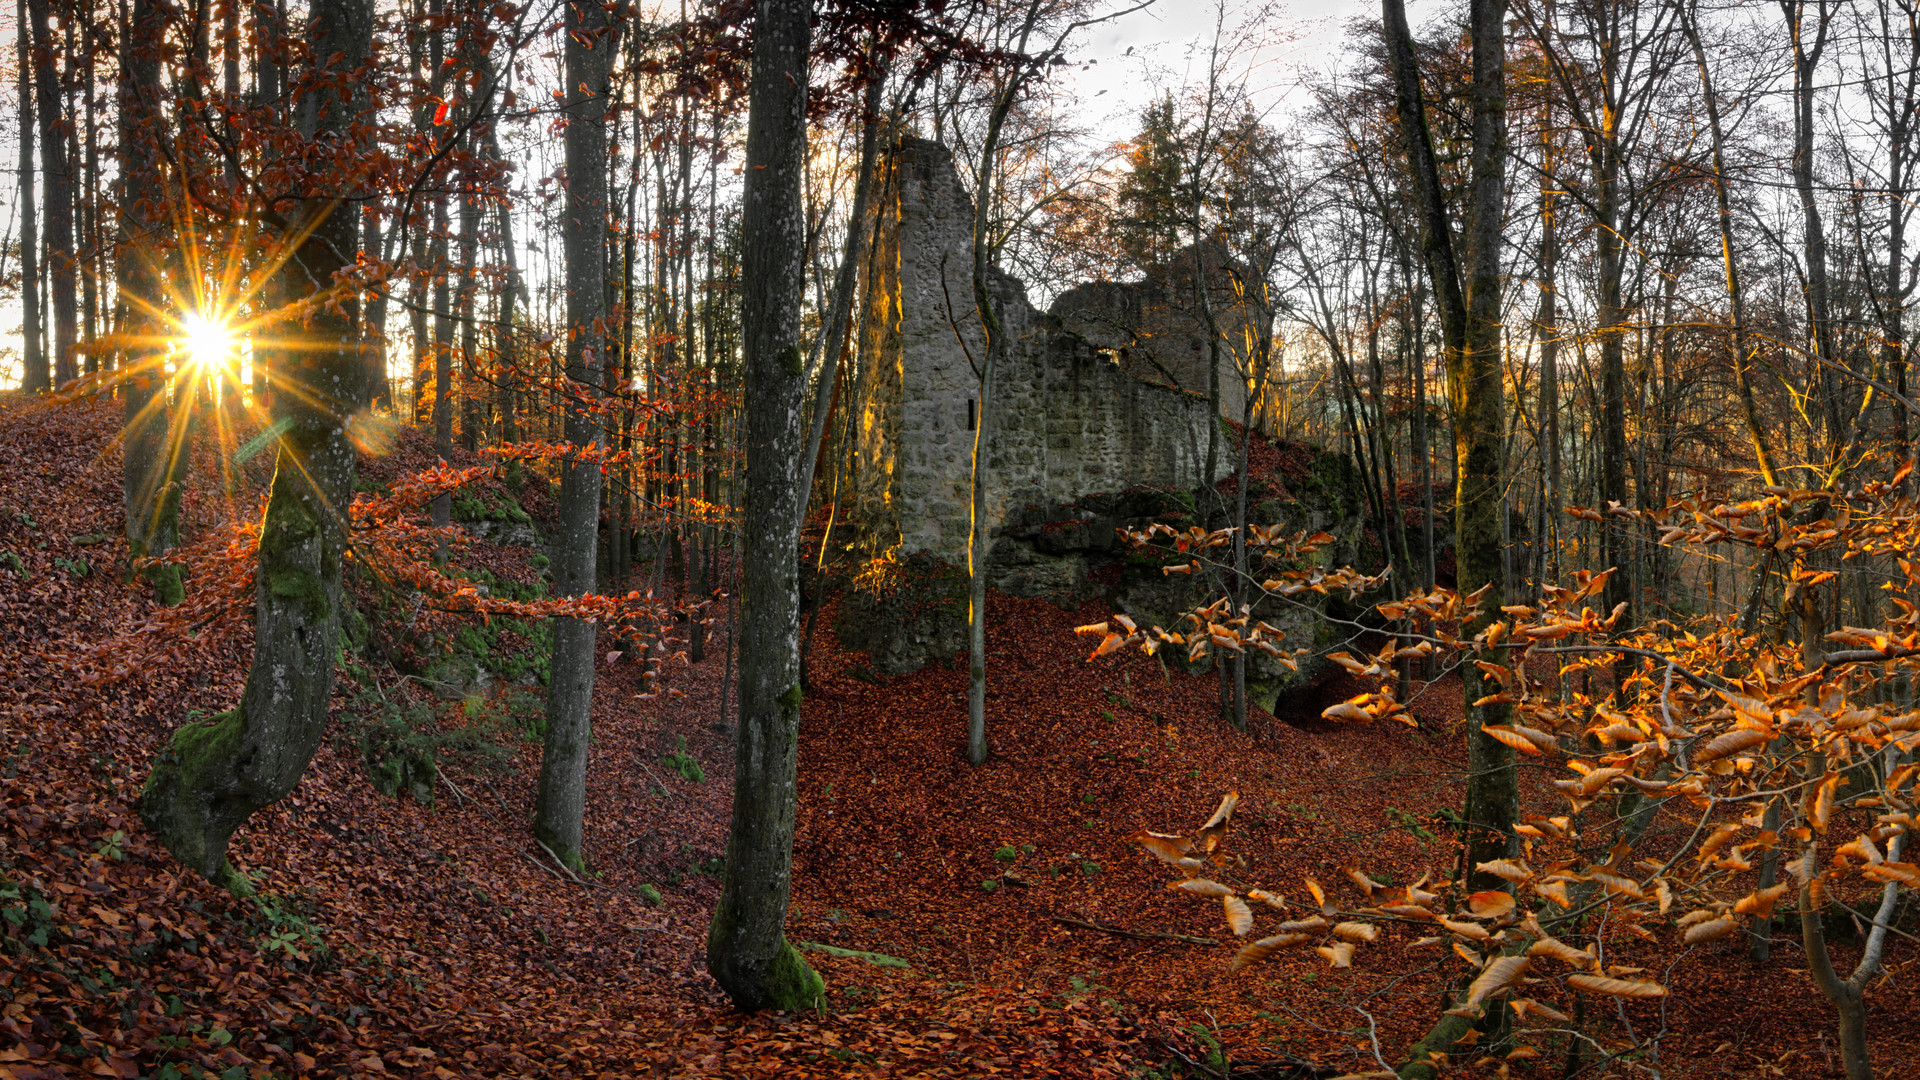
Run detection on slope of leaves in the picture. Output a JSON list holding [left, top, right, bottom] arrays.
[[0, 397, 1149, 1079], [3, 396, 1915, 1080]]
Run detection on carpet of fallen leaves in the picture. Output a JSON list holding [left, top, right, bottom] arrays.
[[2, 395, 1915, 1080]]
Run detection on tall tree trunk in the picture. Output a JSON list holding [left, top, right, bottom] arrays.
[[1786, 0, 1840, 470], [80, 0, 98, 377], [531, 0, 613, 871], [429, 79, 453, 555], [118, 0, 182, 605], [139, 0, 373, 889], [798, 52, 887, 507], [1383, 0, 1516, 917], [17, 0, 45, 393], [27, 0, 76, 386], [965, 6, 1048, 766], [1536, 113, 1562, 585], [494, 197, 521, 447], [457, 167, 482, 452], [706, 0, 824, 1012]]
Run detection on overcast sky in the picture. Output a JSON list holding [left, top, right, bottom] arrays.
[[1054, 0, 1406, 146]]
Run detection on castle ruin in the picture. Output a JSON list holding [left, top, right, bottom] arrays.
[[849, 138, 1255, 565]]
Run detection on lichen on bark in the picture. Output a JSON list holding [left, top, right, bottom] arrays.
[[134, 0, 372, 886]]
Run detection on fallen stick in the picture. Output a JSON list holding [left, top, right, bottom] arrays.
[[1052, 914, 1215, 946]]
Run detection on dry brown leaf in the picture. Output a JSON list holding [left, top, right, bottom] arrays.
[[1465, 956, 1532, 1005], [1861, 862, 1920, 886], [1566, 973, 1666, 998], [1467, 890, 1516, 919], [1128, 830, 1197, 867], [1198, 791, 1240, 838], [1811, 772, 1843, 832], [1526, 937, 1595, 966], [1510, 998, 1572, 1024], [1532, 880, 1572, 908], [1577, 768, 1628, 795], [1275, 916, 1329, 933], [1332, 921, 1379, 943], [1317, 941, 1355, 968], [1683, 917, 1737, 944], [1230, 933, 1312, 971], [1304, 877, 1331, 915], [1440, 918, 1491, 941], [1474, 859, 1532, 883], [1170, 879, 1233, 898], [1222, 895, 1253, 937], [1732, 883, 1791, 919], [1696, 823, 1742, 865], [1345, 866, 1387, 897], [1694, 727, 1769, 764]]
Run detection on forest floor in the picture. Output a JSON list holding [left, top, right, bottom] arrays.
[[2, 395, 1915, 1079]]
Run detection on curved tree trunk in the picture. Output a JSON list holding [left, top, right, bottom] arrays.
[[706, 0, 823, 1011], [139, 0, 374, 889]]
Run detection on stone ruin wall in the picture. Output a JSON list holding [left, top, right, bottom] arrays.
[[852, 138, 1226, 565]]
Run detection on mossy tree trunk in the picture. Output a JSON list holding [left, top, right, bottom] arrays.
[[531, 0, 612, 872], [706, 0, 823, 1012], [138, 0, 373, 888]]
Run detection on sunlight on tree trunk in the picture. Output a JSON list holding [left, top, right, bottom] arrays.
[[117, 0, 182, 606]]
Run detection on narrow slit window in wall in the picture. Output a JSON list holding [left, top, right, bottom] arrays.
[[967, 398, 976, 431]]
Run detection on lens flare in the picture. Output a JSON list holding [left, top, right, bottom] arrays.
[[180, 311, 237, 377]]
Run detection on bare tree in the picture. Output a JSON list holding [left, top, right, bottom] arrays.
[[706, 0, 825, 1011], [531, 0, 615, 871]]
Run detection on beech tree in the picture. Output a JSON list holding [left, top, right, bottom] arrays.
[[139, 0, 377, 888], [705, 0, 823, 1011], [1382, 0, 1518, 890], [531, 0, 615, 872]]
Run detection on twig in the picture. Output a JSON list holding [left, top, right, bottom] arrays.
[[636, 758, 675, 800], [521, 849, 566, 882], [436, 768, 470, 808], [1051, 914, 1215, 946], [534, 838, 586, 884]]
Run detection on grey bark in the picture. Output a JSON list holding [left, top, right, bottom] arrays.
[[798, 54, 888, 511], [532, 0, 614, 871], [117, 0, 182, 605], [1382, 0, 1517, 901], [17, 0, 44, 393], [139, 0, 374, 889], [706, 0, 824, 1012], [27, 0, 76, 386], [966, 1, 1050, 767]]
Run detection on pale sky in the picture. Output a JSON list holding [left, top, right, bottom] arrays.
[[1056, 0, 1407, 146]]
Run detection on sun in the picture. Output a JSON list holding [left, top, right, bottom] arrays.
[[179, 311, 238, 377]]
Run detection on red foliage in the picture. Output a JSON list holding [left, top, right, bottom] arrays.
[[2, 397, 1911, 1079]]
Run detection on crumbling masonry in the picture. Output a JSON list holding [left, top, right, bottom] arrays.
[[849, 138, 1247, 565]]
